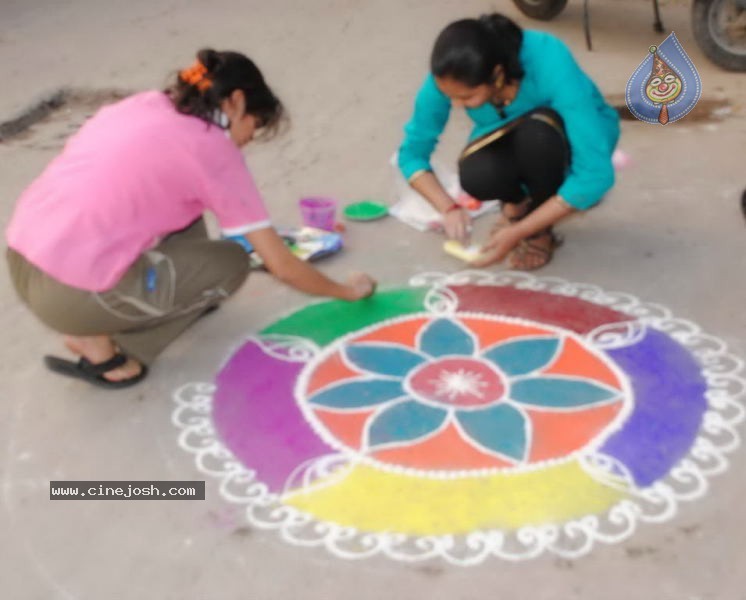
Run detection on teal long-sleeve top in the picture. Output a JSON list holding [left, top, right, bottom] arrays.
[[397, 30, 620, 210]]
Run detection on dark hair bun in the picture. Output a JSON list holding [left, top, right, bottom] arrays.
[[478, 13, 522, 48], [168, 49, 285, 140], [196, 48, 221, 73], [479, 13, 511, 30]]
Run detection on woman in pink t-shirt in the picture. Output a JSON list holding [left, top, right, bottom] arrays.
[[6, 49, 375, 389]]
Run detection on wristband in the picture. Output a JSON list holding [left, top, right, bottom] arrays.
[[444, 203, 462, 214]]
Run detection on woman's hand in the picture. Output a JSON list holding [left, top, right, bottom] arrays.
[[409, 172, 472, 243], [470, 196, 575, 268], [343, 272, 377, 301], [470, 224, 523, 268], [442, 207, 472, 244], [247, 228, 376, 300]]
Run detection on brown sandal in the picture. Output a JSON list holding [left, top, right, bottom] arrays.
[[507, 229, 563, 271]]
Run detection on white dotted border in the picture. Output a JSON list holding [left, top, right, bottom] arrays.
[[171, 270, 744, 564]]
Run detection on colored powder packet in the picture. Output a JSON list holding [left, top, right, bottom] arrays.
[[223, 227, 343, 269]]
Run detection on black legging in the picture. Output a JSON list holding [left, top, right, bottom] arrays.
[[458, 108, 569, 213]]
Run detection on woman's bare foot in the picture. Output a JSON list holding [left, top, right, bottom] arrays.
[[502, 198, 531, 220], [490, 198, 531, 234], [63, 335, 143, 382]]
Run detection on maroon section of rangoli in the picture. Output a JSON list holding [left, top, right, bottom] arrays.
[[449, 285, 631, 335]]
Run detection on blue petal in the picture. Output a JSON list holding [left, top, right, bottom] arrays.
[[482, 337, 560, 376], [456, 404, 527, 461], [510, 377, 618, 409], [309, 379, 404, 410], [418, 318, 475, 357], [345, 344, 425, 377], [367, 400, 448, 448]]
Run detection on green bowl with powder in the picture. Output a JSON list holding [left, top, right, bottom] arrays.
[[343, 200, 389, 222]]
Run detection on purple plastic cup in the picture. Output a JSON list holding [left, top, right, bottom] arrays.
[[299, 197, 337, 231]]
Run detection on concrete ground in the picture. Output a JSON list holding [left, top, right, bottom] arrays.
[[1, 0, 746, 598]]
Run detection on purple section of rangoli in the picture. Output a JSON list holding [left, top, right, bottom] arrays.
[[601, 328, 708, 487], [212, 339, 331, 492]]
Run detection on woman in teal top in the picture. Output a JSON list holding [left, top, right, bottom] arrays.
[[398, 13, 620, 269]]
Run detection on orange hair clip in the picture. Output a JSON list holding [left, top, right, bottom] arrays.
[[180, 61, 212, 92]]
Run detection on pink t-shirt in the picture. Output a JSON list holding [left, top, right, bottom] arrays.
[[6, 91, 271, 291]]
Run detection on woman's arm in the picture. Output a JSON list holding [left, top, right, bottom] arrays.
[[397, 75, 452, 181], [397, 76, 473, 241], [542, 34, 620, 210], [245, 227, 375, 300], [410, 171, 472, 243]]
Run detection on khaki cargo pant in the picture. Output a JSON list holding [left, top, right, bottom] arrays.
[[6, 219, 249, 365]]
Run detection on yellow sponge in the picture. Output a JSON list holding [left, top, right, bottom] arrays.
[[443, 240, 483, 263]]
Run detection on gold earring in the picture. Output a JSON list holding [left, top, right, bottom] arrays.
[[494, 69, 506, 91]]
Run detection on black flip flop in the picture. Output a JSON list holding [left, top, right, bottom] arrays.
[[43, 353, 148, 389]]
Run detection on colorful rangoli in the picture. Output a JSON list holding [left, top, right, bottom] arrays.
[[173, 272, 744, 563]]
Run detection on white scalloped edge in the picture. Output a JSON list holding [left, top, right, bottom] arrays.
[[171, 271, 745, 564]]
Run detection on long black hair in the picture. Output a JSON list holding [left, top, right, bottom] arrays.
[[430, 14, 524, 86], [167, 48, 285, 139]]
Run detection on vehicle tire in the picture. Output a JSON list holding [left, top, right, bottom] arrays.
[[692, 0, 746, 71], [511, 0, 568, 21]]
